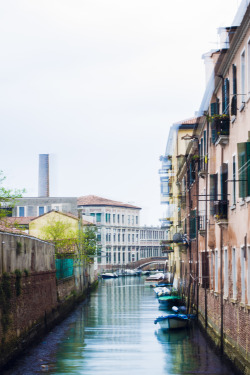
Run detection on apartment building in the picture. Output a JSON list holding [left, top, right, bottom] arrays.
[[160, 2, 250, 372], [78, 196, 166, 268]]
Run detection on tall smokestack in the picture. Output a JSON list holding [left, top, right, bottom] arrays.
[[38, 154, 49, 197]]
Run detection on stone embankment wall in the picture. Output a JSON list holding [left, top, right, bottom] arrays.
[[0, 231, 96, 370], [198, 288, 250, 375]]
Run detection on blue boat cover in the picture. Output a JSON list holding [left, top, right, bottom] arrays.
[[154, 314, 189, 324]]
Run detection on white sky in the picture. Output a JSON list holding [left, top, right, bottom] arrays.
[[0, 0, 241, 225]]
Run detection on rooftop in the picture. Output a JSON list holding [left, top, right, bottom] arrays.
[[77, 195, 141, 209]]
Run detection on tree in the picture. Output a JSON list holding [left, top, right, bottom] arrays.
[[0, 171, 25, 220], [40, 218, 75, 255], [74, 225, 97, 264], [40, 218, 97, 262]]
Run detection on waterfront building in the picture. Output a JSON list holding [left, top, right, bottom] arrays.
[[12, 195, 167, 268], [160, 2, 250, 371], [77, 195, 167, 269]]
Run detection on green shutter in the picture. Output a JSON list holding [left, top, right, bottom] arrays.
[[211, 102, 217, 116], [237, 143, 247, 198], [247, 142, 250, 196], [190, 209, 196, 239], [210, 174, 218, 215]]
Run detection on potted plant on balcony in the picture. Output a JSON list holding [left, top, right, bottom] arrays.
[[192, 154, 200, 162]]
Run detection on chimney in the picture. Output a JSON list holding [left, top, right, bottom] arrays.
[[38, 154, 49, 197]]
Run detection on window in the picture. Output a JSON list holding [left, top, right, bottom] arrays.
[[232, 247, 237, 299], [211, 252, 214, 288], [224, 248, 228, 297], [113, 214, 116, 223], [189, 210, 196, 239], [231, 64, 237, 116], [122, 215, 124, 224], [237, 142, 250, 198], [118, 233, 120, 242], [117, 214, 120, 224], [128, 215, 130, 225], [19, 207, 24, 217], [97, 230, 101, 242], [241, 50, 246, 103], [39, 206, 44, 216], [222, 78, 229, 114], [128, 234, 130, 242], [132, 216, 134, 225], [106, 213, 111, 223], [132, 234, 134, 242], [122, 233, 125, 242], [210, 173, 218, 215], [232, 156, 236, 205], [215, 250, 218, 292], [241, 246, 246, 302], [96, 213, 102, 223], [136, 216, 138, 224]]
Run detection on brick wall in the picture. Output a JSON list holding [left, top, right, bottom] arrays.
[[0, 270, 57, 367]]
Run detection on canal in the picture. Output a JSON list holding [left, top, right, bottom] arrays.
[[4, 277, 237, 375]]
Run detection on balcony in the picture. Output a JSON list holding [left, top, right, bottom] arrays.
[[212, 116, 230, 146], [214, 200, 228, 225], [161, 240, 174, 253]]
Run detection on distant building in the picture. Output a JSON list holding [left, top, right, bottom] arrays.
[[13, 197, 78, 217], [12, 194, 167, 268], [78, 195, 167, 268], [38, 154, 49, 197]]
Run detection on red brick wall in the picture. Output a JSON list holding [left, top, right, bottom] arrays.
[[0, 271, 57, 366]]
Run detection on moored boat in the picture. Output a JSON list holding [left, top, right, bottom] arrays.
[[158, 296, 182, 309], [154, 314, 189, 330], [101, 272, 118, 279]]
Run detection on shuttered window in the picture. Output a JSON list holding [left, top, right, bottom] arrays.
[[189, 209, 196, 239], [222, 78, 230, 114], [231, 64, 237, 116], [237, 142, 250, 198], [210, 174, 218, 215], [220, 163, 228, 201], [210, 101, 219, 144]]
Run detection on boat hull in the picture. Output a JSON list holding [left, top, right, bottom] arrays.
[[101, 273, 118, 279], [154, 314, 188, 330]]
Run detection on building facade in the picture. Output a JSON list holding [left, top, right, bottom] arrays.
[[160, 2, 250, 372], [77, 196, 167, 269]]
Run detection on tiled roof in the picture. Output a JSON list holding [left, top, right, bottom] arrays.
[[0, 222, 26, 234], [174, 117, 200, 125], [5, 217, 36, 225], [30, 210, 94, 225], [77, 195, 141, 209]]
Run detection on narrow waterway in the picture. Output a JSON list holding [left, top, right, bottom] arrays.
[[4, 277, 237, 375]]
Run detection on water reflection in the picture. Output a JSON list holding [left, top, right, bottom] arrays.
[[4, 277, 237, 375]]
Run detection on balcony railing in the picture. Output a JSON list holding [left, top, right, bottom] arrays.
[[212, 116, 230, 145], [214, 200, 228, 222]]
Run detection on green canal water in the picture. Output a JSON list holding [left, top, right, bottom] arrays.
[[4, 277, 237, 375]]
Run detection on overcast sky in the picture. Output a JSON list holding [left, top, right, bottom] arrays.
[[0, 0, 241, 225]]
